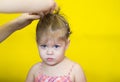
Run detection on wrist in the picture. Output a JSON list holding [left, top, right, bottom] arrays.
[[6, 19, 20, 32]]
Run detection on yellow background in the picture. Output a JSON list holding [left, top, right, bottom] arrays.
[[0, 0, 120, 82]]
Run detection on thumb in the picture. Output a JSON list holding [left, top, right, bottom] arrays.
[[28, 14, 40, 20]]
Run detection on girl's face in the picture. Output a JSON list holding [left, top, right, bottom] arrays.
[[37, 39, 69, 66]]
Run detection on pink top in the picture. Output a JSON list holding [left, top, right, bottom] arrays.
[[35, 64, 74, 82]]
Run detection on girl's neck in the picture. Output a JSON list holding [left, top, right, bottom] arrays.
[[40, 57, 73, 77]]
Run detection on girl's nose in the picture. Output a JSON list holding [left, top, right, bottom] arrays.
[[47, 48, 53, 55]]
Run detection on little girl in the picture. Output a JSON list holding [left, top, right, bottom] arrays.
[[26, 10, 86, 82]]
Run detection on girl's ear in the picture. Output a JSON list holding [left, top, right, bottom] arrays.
[[65, 39, 70, 50]]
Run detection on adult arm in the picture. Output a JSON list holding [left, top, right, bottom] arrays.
[[0, 0, 55, 13], [0, 13, 40, 43]]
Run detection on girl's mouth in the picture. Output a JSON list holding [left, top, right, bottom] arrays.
[[47, 58, 54, 62]]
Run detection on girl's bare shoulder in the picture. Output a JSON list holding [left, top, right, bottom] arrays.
[[72, 62, 86, 82], [29, 62, 42, 73]]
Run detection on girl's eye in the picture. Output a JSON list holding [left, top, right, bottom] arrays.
[[40, 45, 47, 48], [54, 45, 60, 48]]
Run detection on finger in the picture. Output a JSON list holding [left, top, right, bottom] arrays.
[[44, 9, 51, 15], [50, 3, 57, 13], [29, 13, 39, 15], [50, 8, 53, 14], [39, 12, 44, 18], [53, 2, 57, 9], [28, 14, 40, 20]]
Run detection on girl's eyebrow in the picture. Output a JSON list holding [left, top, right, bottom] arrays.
[[54, 44, 61, 45]]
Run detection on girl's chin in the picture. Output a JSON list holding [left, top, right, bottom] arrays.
[[44, 61, 58, 66]]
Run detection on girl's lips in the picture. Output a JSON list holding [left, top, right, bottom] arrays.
[[47, 58, 54, 61]]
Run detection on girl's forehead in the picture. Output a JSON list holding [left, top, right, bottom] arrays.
[[37, 30, 67, 44], [38, 38, 66, 44]]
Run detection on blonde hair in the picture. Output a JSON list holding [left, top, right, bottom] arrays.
[[36, 11, 71, 43]]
